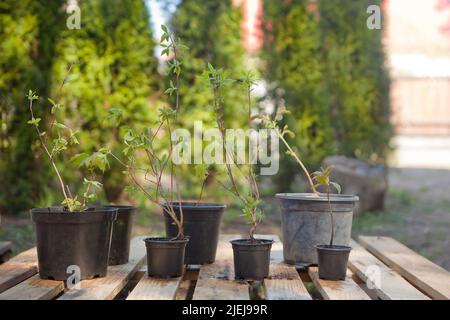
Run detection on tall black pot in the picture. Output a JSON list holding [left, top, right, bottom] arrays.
[[31, 207, 117, 280], [104, 205, 135, 265], [163, 202, 225, 264]]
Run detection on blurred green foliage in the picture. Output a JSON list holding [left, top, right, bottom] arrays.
[[52, 0, 159, 203], [0, 0, 66, 213], [0, 0, 390, 213], [262, 0, 390, 192], [169, 0, 249, 201]]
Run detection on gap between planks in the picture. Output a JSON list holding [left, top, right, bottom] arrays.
[[348, 239, 429, 300], [0, 247, 38, 294], [308, 267, 371, 300], [58, 236, 147, 300], [258, 235, 311, 300], [358, 236, 450, 300], [192, 234, 249, 300]]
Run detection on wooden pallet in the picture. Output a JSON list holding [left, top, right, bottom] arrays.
[[0, 235, 448, 300]]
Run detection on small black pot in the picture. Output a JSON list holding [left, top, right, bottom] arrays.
[[164, 202, 225, 264], [231, 238, 274, 280], [31, 207, 117, 280], [316, 244, 352, 280], [144, 237, 189, 278], [104, 205, 135, 265]]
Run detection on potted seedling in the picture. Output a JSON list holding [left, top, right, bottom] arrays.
[[261, 109, 359, 265], [313, 166, 352, 280], [109, 25, 193, 278], [205, 65, 273, 280], [27, 68, 117, 281], [163, 163, 226, 265]]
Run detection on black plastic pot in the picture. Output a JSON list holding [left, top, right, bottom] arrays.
[[316, 245, 352, 280], [230, 238, 274, 280], [31, 207, 117, 280], [144, 237, 189, 278], [163, 202, 225, 264], [104, 205, 135, 265]]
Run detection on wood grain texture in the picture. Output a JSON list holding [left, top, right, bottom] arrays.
[[258, 235, 311, 300], [126, 273, 183, 300], [0, 274, 63, 300], [0, 248, 37, 293], [193, 234, 249, 300], [308, 267, 371, 300], [359, 236, 450, 300], [349, 239, 430, 300], [58, 236, 147, 300]]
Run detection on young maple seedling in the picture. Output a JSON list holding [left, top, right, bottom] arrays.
[[27, 65, 109, 212], [311, 165, 341, 246], [107, 25, 187, 239], [204, 65, 262, 241]]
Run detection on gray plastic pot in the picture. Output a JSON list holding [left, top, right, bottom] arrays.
[[276, 193, 359, 265]]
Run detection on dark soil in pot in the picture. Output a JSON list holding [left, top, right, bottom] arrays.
[[276, 193, 359, 265], [31, 207, 117, 281], [144, 237, 189, 278], [230, 238, 274, 280], [316, 244, 352, 280], [164, 202, 225, 264], [104, 205, 135, 265]]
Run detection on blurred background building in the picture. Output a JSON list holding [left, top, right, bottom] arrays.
[[386, 0, 450, 168]]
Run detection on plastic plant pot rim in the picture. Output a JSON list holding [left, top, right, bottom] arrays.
[[316, 244, 352, 253], [103, 204, 137, 214], [230, 238, 274, 247], [143, 237, 189, 245], [163, 202, 226, 210], [31, 207, 118, 223], [275, 193, 359, 203]]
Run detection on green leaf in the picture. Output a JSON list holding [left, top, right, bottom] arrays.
[[330, 182, 341, 194], [70, 153, 89, 167], [54, 122, 68, 130], [27, 90, 39, 101], [27, 118, 41, 126]]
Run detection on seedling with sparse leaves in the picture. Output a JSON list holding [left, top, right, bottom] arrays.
[[205, 66, 262, 240], [107, 25, 187, 239], [27, 65, 108, 212], [312, 165, 341, 246]]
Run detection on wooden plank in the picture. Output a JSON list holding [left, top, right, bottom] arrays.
[[0, 247, 37, 293], [58, 236, 147, 300], [349, 239, 430, 300], [258, 235, 311, 300], [0, 274, 64, 300], [193, 234, 249, 300], [359, 236, 450, 300], [127, 274, 183, 300], [308, 267, 371, 300]]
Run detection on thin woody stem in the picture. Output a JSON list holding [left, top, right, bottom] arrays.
[[279, 132, 317, 193], [29, 99, 70, 207]]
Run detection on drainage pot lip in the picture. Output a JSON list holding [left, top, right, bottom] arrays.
[[315, 244, 352, 253], [143, 236, 189, 246], [275, 193, 359, 203], [163, 201, 226, 210], [230, 238, 274, 248]]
